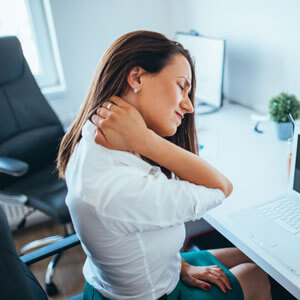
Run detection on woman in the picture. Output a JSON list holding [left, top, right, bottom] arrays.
[[57, 31, 272, 300]]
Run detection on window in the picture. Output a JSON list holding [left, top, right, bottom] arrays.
[[0, 0, 65, 96]]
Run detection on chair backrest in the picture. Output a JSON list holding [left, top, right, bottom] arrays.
[[0, 206, 48, 300], [0, 36, 64, 189]]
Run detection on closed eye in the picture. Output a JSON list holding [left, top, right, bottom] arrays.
[[178, 84, 184, 90]]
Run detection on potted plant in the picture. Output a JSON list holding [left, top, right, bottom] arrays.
[[269, 92, 300, 140]]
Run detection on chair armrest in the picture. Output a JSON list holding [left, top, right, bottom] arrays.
[[20, 233, 81, 266], [0, 191, 28, 206], [0, 157, 29, 176]]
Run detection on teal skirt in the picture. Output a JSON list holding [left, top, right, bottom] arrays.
[[84, 250, 244, 300]]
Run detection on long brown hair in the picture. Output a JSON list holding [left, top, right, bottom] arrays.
[[57, 30, 198, 178]]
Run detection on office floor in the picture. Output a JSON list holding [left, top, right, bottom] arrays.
[[13, 221, 86, 300]]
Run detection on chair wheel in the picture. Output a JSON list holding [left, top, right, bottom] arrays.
[[45, 282, 59, 296]]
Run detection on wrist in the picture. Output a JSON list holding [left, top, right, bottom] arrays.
[[180, 259, 190, 275], [135, 128, 158, 157]]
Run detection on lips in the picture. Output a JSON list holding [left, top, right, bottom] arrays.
[[176, 112, 183, 120]]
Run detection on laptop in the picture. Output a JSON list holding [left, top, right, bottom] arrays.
[[230, 127, 300, 275]]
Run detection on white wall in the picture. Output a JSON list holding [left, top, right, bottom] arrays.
[[170, 0, 300, 113], [46, 0, 300, 118], [46, 0, 174, 125]]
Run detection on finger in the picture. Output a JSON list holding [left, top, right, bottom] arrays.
[[202, 272, 227, 293], [212, 270, 231, 291], [189, 278, 211, 291], [108, 95, 130, 108], [209, 265, 225, 272], [211, 268, 232, 290], [210, 265, 221, 269], [91, 114, 103, 127], [221, 272, 232, 290], [97, 107, 111, 119], [101, 101, 118, 112], [209, 265, 232, 290], [213, 277, 227, 293], [97, 106, 120, 117]]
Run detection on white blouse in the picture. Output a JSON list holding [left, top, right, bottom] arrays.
[[65, 120, 225, 300]]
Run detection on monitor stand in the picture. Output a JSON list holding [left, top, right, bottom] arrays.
[[195, 103, 220, 115]]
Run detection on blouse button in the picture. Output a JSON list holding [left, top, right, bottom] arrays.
[[149, 166, 161, 176]]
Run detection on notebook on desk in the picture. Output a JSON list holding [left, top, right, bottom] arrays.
[[230, 127, 300, 275]]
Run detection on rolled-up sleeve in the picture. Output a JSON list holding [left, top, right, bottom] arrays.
[[83, 166, 225, 235]]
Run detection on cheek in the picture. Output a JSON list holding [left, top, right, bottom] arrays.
[[147, 101, 179, 136], [149, 89, 178, 120], [156, 84, 180, 111], [139, 83, 180, 136]]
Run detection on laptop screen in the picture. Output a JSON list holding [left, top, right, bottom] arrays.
[[293, 135, 300, 192]]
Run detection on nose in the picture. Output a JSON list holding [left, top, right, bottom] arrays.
[[180, 94, 194, 114]]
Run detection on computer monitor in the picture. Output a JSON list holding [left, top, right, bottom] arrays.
[[175, 31, 225, 114], [291, 130, 300, 194]]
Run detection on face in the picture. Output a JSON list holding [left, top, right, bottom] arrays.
[[127, 54, 194, 137]]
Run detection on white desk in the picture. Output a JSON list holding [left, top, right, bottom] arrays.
[[196, 101, 300, 298]]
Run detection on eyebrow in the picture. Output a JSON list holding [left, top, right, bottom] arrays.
[[177, 76, 191, 87]]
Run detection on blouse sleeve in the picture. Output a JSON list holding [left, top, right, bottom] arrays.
[[83, 165, 225, 235]]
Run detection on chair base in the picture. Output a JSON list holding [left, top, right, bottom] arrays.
[[46, 281, 59, 297], [45, 251, 64, 296], [19, 223, 75, 296]]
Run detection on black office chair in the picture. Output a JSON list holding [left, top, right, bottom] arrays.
[[0, 205, 83, 300], [0, 36, 72, 296]]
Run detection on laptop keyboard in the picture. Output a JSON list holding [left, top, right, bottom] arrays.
[[256, 198, 300, 237]]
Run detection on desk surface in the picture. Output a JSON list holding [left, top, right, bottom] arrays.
[[196, 101, 300, 298]]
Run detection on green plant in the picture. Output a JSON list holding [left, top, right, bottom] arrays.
[[269, 92, 300, 123]]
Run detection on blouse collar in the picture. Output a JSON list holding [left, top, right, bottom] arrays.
[[82, 120, 154, 174]]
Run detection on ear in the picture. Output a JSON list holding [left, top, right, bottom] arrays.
[[127, 66, 146, 92]]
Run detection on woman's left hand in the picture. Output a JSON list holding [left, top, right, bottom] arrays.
[[180, 259, 232, 293]]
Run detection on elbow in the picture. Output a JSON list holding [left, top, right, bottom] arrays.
[[227, 180, 233, 197], [220, 179, 233, 198]]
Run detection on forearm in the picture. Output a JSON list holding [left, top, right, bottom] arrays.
[[138, 129, 233, 197]]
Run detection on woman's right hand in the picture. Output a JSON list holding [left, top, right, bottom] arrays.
[[91, 96, 150, 152]]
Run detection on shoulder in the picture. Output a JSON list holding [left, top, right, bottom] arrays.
[[65, 135, 153, 197]]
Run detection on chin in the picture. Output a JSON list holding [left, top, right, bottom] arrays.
[[161, 127, 177, 137], [151, 122, 177, 137]]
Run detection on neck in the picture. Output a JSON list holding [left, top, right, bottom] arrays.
[[121, 91, 138, 108]]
